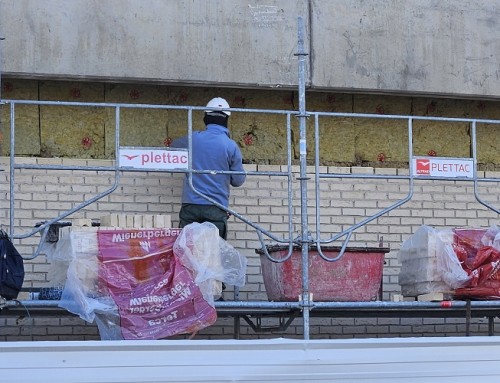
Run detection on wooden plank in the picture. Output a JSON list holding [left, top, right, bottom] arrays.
[[417, 292, 453, 302], [71, 218, 93, 227]]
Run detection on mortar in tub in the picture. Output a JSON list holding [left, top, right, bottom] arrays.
[[256, 245, 390, 302]]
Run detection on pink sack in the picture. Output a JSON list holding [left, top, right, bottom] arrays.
[[97, 228, 217, 340]]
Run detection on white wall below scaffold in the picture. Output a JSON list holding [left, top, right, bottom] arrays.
[[3, 337, 500, 382]]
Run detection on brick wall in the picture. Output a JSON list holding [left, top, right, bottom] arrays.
[[1, 157, 499, 340]]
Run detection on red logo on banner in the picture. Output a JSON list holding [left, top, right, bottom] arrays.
[[416, 159, 430, 175]]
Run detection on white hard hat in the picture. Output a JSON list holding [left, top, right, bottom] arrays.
[[205, 97, 231, 116]]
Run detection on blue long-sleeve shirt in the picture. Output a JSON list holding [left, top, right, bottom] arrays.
[[171, 124, 246, 207]]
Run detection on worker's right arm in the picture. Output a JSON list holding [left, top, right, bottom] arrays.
[[229, 145, 246, 187]]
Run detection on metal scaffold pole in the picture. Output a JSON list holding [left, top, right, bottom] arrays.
[[296, 16, 311, 340]]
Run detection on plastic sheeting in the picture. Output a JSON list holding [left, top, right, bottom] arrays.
[[398, 225, 470, 296], [454, 225, 500, 299], [399, 225, 500, 299], [174, 222, 247, 306], [46, 222, 246, 339]]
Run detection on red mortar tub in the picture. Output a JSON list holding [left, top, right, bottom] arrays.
[[256, 245, 390, 302]]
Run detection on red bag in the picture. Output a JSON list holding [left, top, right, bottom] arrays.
[[455, 245, 500, 299]]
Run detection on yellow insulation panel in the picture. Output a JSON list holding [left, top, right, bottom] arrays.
[[39, 81, 106, 158], [0, 79, 39, 155], [1, 79, 500, 168]]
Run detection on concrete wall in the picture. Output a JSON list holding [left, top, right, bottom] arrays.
[[1, 0, 499, 98], [0, 0, 307, 89], [1, 157, 499, 340], [311, 0, 500, 98]]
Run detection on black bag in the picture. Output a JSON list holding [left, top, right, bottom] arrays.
[[0, 230, 25, 300]]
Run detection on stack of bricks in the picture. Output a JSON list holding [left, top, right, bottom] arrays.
[[398, 225, 454, 300], [98, 214, 171, 229]]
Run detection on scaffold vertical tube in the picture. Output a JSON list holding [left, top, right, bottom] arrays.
[[297, 16, 310, 340]]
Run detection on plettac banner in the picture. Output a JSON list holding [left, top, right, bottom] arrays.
[[97, 228, 217, 340], [412, 157, 474, 179]]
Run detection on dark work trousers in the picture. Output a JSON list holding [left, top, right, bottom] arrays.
[[179, 203, 228, 240]]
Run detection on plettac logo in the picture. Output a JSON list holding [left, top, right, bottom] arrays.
[[416, 159, 430, 175]]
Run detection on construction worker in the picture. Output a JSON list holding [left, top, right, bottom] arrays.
[[171, 97, 246, 240]]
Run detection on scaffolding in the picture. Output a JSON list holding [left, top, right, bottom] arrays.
[[1, 18, 500, 340]]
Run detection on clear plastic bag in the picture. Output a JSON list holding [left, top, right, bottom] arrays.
[[435, 229, 470, 289], [398, 225, 470, 295], [173, 222, 247, 306]]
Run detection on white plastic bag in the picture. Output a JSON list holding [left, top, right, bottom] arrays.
[[398, 225, 470, 295], [173, 222, 247, 306], [434, 229, 470, 289]]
